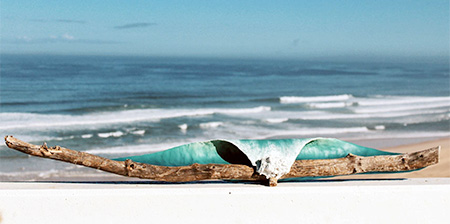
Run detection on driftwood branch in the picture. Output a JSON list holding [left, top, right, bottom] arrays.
[[4, 136, 440, 186]]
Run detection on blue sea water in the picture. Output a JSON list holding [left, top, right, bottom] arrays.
[[0, 54, 449, 180]]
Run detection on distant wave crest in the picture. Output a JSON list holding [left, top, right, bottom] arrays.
[[0, 106, 271, 130], [280, 94, 353, 104]]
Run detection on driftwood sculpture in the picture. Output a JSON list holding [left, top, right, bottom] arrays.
[[4, 136, 440, 186]]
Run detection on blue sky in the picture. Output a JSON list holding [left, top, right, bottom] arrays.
[[1, 0, 449, 61]]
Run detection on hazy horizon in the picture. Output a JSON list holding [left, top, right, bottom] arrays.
[[2, 52, 448, 65]]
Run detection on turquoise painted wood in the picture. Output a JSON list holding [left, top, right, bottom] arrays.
[[114, 138, 398, 166], [114, 138, 404, 179]]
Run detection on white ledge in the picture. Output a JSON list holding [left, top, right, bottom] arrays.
[[0, 178, 449, 224]]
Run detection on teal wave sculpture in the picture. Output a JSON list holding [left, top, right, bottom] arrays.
[[114, 138, 399, 179]]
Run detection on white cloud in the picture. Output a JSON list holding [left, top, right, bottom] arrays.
[[6, 34, 120, 45], [114, 22, 157, 29], [14, 34, 76, 42]]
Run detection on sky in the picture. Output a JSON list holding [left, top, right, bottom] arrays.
[[1, 0, 449, 61]]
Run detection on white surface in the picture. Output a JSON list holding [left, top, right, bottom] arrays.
[[0, 178, 449, 224]]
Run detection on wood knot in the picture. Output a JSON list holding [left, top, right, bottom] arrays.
[[125, 159, 136, 174], [49, 146, 62, 153], [207, 164, 217, 172], [39, 142, 52, 156]]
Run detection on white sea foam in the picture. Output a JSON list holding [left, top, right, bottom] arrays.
[[280, 94, 352, 104], [285, 109, 449, 120], [356, 96, 450, 106], [308, 102, 354, 108], [54, 135, 75, 141], [199, 121, 224, 129], [0, 106, 271, 130], [232, 107, 448, 123], [265, 118, 289, 123], [281, 95, 450, 112], [178, 124, 188, 131], [81, 134, 93, 139], [215, 106, 271, 114], [352, 101, 450, 113], [98, 131, 124, 138], [131, 130, 146, 136], [374, 125, 386, 130]]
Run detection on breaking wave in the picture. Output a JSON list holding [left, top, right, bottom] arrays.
[[356, 96, 450, 106], [352, 100, 450, 113], [199, 121, 224, 129], [307, 102, 355, 109], [0, 106, 271, 130], [265, 118, 289, 123], [98, 131, 124, 138], [280, 94, 353, 104]]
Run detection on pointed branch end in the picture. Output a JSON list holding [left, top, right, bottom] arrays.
[[5, 135, 13, 143], [429, 145, 440, 165], [5, 135, 16, 148]]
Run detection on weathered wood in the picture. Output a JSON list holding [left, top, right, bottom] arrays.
[[4, 136, 262, 182], [4, 136, 440, 186], [283, 148, 440, 179]]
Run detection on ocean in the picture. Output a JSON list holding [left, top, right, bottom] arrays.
[[1, 54, 449, 180]]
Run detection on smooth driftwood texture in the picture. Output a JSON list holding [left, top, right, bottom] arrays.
[[4, 136, 440, 186]]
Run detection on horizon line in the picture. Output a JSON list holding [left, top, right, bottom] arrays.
[[1, 52, 449, 64]]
